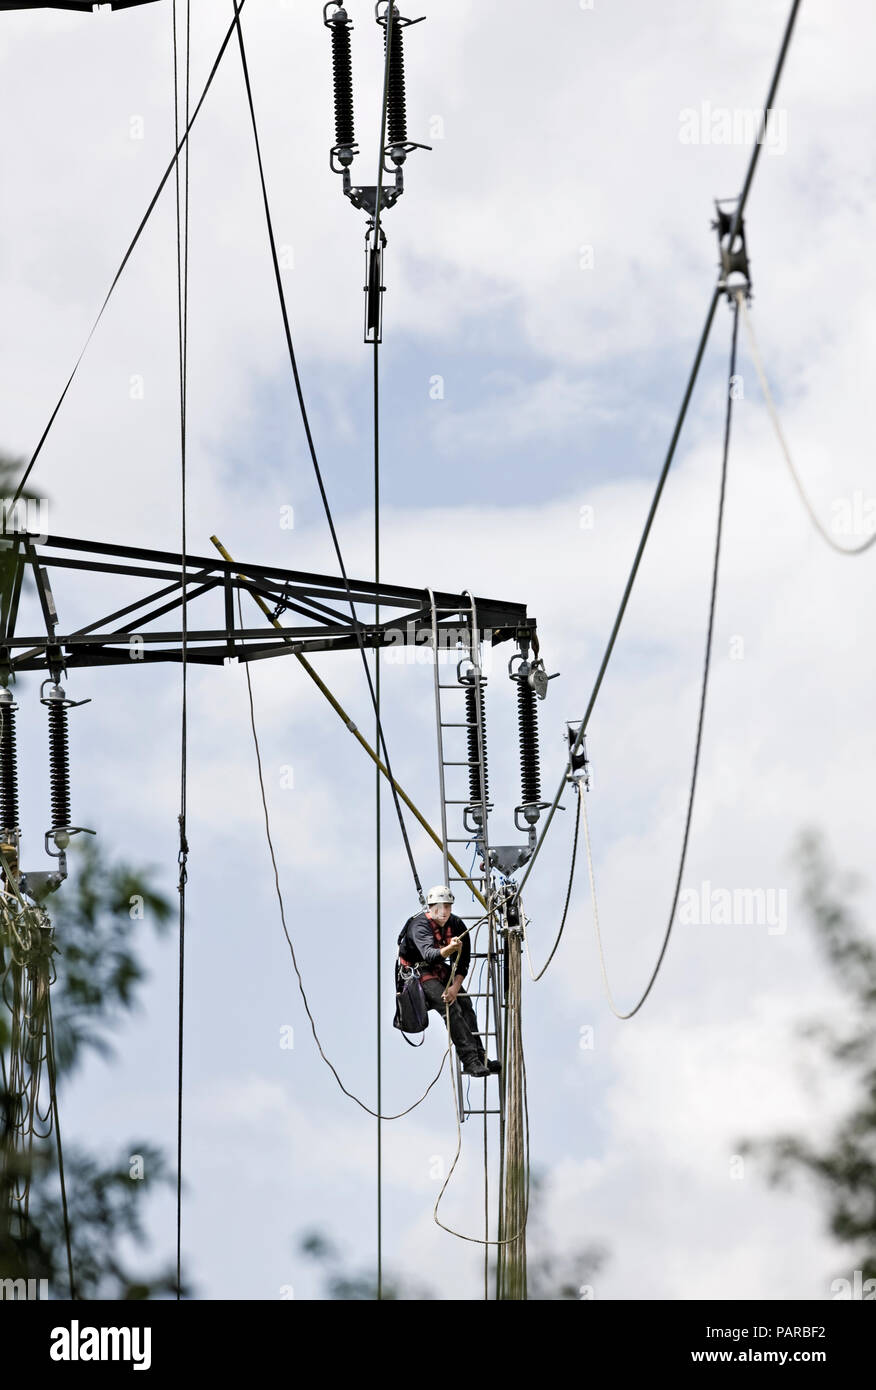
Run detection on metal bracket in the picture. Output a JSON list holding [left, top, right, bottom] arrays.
[[487, 843, 532, 877], [18, 869, 64, 903], [343, 163, 404, 217]]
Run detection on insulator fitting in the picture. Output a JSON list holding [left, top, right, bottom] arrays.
[[0, 687, 20, 842], [44, 684, 71, 833], [325, 3, 357, 166]]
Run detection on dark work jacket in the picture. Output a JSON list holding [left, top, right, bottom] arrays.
[[406, 911, 471, 985]]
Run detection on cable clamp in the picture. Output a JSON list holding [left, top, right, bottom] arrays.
[[177, 813, 189, 890]]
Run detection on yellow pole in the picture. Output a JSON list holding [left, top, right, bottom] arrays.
[[210, 536, 487, 910]]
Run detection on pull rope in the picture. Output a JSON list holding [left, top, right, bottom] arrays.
[[46, 996, 75, 1299], [515, 0, 803, 900], [585, 299, 741, 1019], [737, 290, 876, 555], [239, 594, 452, 1122], [523, 777, 583, 982], [10, 3, 247, 511], [432, 922, 530, 1258], [229, 1, 424, 906]]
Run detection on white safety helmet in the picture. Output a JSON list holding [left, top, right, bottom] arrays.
[[426, 885, 454, 906]]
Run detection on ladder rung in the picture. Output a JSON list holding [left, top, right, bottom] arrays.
[[438, 682, 466, 688], [464, 1108, 501, 1115], [442, 759, 480, 766], [444, 799, 474, 804], [440, 721, 477, 728]]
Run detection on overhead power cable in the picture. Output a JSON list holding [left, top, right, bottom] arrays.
[[45, 997, 74, 1300], [432, 940, 530, 1255], [239, 590, 466, 1122], [229, 2, 423, 907], [171, 0, 191, 1305], [371, 0, 396, 1307], [516, 0, 802, 901], [523, 776, 583, 982], [1, 850, 74, 1293], [11, 0, 249, 510], [586, 297, 740, 1018], [209, 536, 487, 907], [737, 291, 876, 555]]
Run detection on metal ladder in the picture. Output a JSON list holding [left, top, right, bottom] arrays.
[[428, 589, 505, 1128]]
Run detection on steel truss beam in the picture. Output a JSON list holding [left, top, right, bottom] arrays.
[[0, 534, 535, 673]]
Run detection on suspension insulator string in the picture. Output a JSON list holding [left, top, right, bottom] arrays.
[[464, 679, 489, 808], [517, 677, 541, 808], [0, 689, 20, 845], [325, 3, 357, 165], [46, 695, 71, 833], [331, 10, 355, 148], [383, 6, 407, 150], [38, 679, 93, 882]]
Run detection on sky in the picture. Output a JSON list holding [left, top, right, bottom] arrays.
[[1, 0, 875, 1300]]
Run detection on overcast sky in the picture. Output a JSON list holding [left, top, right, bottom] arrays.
[[1, 0, 875, 1300]]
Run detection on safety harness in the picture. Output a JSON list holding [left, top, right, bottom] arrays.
[[394, 911, 460, 1045], [399, 911, 456, 984]]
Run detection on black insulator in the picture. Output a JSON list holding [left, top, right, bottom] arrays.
[[330, 16, 356, 148], [0, 701, 19, 836], [47, 701, 71, 832], [517, 676, 541, 805], [384, 15, 408, 147], [465, 681, 489, 807]]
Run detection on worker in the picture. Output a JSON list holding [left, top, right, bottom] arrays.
[[405, 885, 500, 1078]]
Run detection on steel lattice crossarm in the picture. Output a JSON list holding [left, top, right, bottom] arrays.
[[0, 3, 161, 11], [0, 533, 535, 674]]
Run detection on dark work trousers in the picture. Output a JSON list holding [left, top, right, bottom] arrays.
[[421, 977, 485, 1066]]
